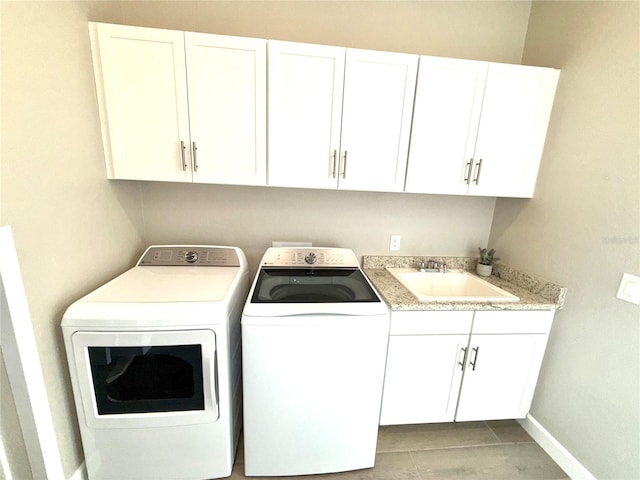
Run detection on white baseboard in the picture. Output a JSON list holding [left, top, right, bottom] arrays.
[[518, 415, 597, 480], [69, 461, 86, 480]]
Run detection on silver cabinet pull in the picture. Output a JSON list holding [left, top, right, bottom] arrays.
[[180, 141, 187, 171], [340, 150, 348, 179], [330, 150, 337, 178], [458, 347, 468, 371], [469, 346, 480, 371], [473, 158, 483, 185], [464, 159, 473, 184], [192, 142, 198, 172]]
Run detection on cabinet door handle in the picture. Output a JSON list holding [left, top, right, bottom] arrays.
[[458, 347, 468, 371], [192, 142, 199, 172], [180, 141, 187, 171], [464, 159, 473, 184], [469, 346, 480, 371], [473, 158, 483, 185], [340, 150, 348, 179], [330, 150, 337, 178]]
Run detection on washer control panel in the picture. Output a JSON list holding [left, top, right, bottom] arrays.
[[261, 247, 359, 268], [137, 246, 240, 267]]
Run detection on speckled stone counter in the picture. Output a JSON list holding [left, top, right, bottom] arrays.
[[362, 256, 566, 311]]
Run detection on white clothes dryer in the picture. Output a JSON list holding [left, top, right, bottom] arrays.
[[62, 245, 248, 480], [241, 247, 390, 477]]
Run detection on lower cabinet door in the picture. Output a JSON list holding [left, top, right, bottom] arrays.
[[455, 333, 548, 422], [380, 334, 468, 425]]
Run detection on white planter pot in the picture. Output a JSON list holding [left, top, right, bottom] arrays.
[[476, 263, 493, 277]]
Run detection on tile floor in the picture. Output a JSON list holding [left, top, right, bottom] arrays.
[[230, 420, 569, 480]]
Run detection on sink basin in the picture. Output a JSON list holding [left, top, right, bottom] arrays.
[[386, 268, 520, 303]]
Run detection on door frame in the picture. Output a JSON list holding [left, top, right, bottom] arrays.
[[0, 225, 64, 479]]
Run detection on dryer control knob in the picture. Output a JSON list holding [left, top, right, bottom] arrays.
[[304, 252, 317, 265], [185, 251, 199, 264]]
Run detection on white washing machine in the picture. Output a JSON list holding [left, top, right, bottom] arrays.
[[241, 247, 390, 476], [62, 245, 248, 480]]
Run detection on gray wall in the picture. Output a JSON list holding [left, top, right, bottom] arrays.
[[490, 2, 640, 479]]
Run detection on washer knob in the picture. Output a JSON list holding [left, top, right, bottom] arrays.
[[185, 251, 199, 264], [304, 252, 317, 265]]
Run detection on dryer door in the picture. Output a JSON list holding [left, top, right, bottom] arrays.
[[71, 329, 218, 428]]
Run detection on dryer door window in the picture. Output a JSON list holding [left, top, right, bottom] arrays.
[[71, 330, 219, 429], [88, 344, 204, 415]]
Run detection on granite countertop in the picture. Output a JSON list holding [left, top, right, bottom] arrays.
[[362, 255, 566, 312]]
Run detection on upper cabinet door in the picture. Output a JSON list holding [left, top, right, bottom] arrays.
[[405, 57, 488, 195], [185, 33, 266, 186], [339, 49, 418, 192], [469, 63, 560, 197], [90, 23, 191, 182], [268, 41, 345, 189]]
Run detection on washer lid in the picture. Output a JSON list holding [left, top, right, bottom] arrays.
[[82, 266, 242, 304]]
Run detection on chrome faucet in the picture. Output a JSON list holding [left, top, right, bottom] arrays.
[[417, 260, 447, 273]]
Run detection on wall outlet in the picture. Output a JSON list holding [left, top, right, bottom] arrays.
[[389, 235, 401, 251]]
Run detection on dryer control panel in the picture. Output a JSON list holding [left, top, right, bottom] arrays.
[[137, 246, 240, 267]]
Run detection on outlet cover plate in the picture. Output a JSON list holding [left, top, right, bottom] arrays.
[[390, 235, 401, 251]]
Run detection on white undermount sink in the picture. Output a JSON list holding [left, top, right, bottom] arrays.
[[386, 267, 520, 303]]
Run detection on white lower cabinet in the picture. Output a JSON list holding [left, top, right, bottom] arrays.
[[454, 333, 549, 421], [380, 310, 554, 425], [380, 334, 468, 425]]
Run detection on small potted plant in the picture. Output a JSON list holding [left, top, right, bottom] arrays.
[[477, 248, 499, 277]]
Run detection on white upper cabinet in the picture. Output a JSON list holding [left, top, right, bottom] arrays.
[[91, 22, 559, 198], [268, 41, 418, 192], [267, 41, 345, 189], [339, 49, 418, 192], [406, 57, 559, 198], [405, 57, 488, 195], [469, 63, 559, 197], [185, 33, 266, 185], [90, 23, 266, 185], [90, 23, 191, 182]]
